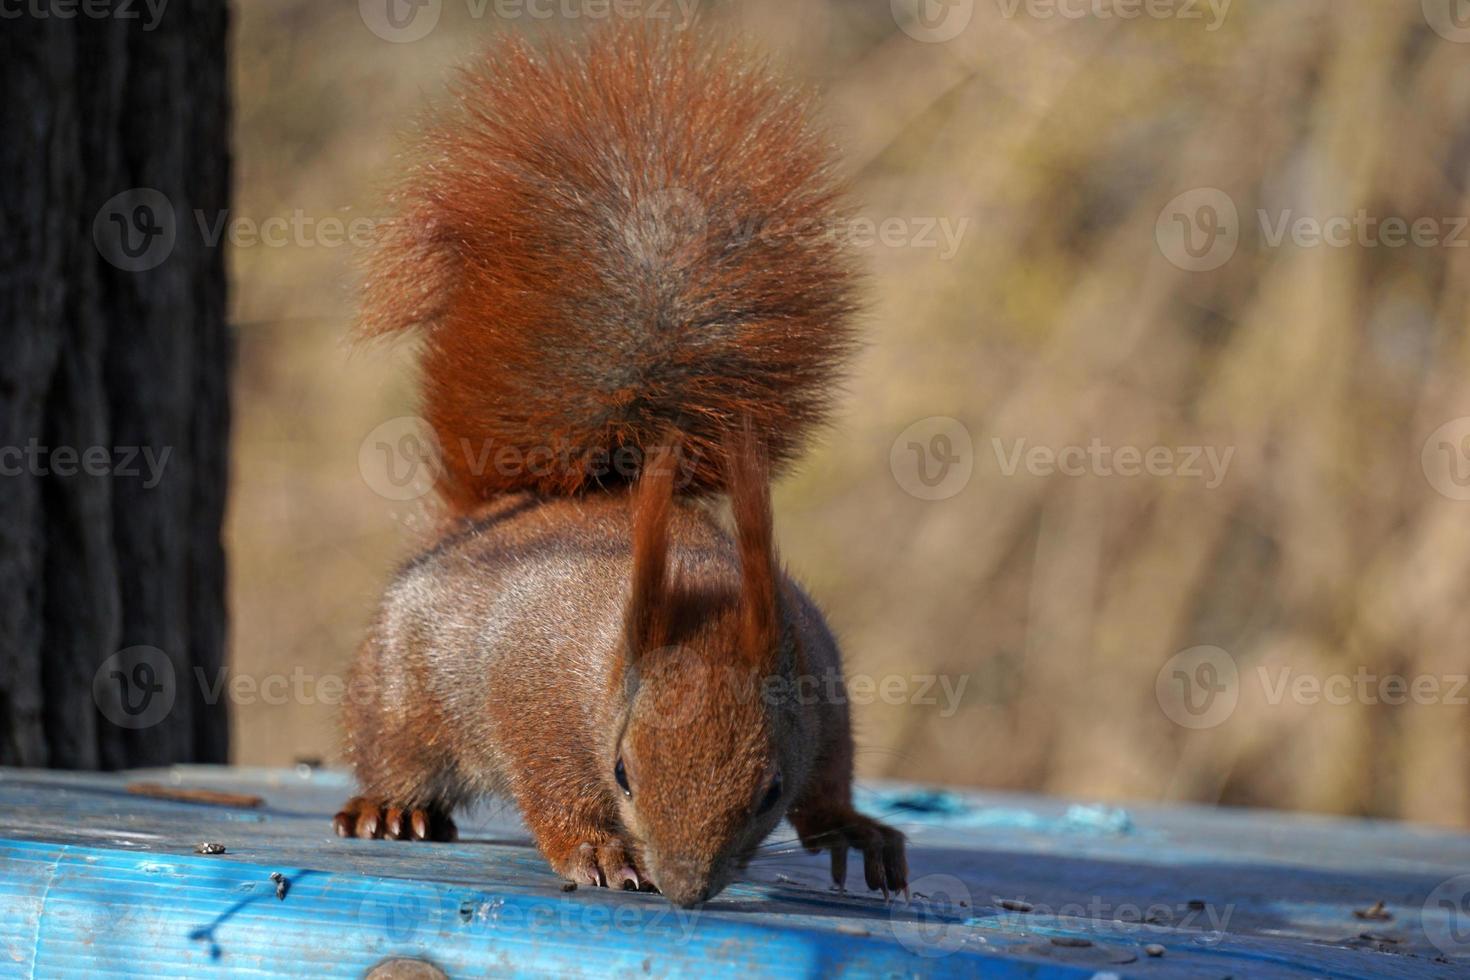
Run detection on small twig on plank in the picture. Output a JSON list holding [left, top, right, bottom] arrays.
[[126, 782, 264, 808]]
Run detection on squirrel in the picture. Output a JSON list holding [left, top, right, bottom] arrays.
[[332, 24, 908, 907]]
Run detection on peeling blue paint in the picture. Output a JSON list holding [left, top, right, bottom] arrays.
[[1, 767, 1466, 978]]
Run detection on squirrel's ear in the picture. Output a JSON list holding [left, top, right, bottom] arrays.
[[623, 441, 679, 659], [727, 422, 779, 667]]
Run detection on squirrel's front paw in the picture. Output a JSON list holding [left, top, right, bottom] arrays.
[[333, 796, 458, 842], [553, 836, 656, 892], [791, 807, 908, 898]]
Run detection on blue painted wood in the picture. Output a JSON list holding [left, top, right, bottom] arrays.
[[1, 767, 1467, 978]]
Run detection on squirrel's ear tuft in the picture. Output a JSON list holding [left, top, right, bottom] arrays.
[[727, 422, 779, 667], [623, 441, 679, 659]]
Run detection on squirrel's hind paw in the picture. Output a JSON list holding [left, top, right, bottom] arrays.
[[333, 796, 458, 842]]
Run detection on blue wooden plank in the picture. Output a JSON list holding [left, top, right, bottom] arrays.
[[1, 766, 1466, 978]]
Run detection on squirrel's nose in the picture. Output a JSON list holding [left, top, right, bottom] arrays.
[[651, 856, 716, 907], [661, 881, 711, 908]]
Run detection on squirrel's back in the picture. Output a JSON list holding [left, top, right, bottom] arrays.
[[360, 25, 858, 509]]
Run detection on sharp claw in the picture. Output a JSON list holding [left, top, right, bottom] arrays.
[[607, 864, 641, 890], [356, 812, 379, 839]]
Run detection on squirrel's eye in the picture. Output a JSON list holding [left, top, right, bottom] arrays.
[[757, 772, 782, 815], [615, 756, 632, 798]]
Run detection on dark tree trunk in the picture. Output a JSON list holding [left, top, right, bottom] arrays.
[[0, 1, 231, 768]]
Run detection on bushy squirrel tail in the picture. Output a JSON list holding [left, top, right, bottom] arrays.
[[359, 24, 858, 510]]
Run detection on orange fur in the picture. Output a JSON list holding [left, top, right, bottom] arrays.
[[727, 424, 778, 665], [359, 25, 858, 507], [624, 440, 679, 655]]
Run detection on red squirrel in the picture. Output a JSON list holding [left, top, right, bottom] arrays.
[[333, 24, 907, 907]]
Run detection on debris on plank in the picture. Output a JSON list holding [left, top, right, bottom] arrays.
[[127, 782, 263, 808], [1353, 900, 1391, 921]]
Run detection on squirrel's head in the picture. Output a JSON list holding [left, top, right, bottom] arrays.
[[606, 432, 812, 907]]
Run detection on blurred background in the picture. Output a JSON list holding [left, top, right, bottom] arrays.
[[227, 0, 1470, 829]]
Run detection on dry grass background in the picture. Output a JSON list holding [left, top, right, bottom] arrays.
[[227, 0, 1470, 828]]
